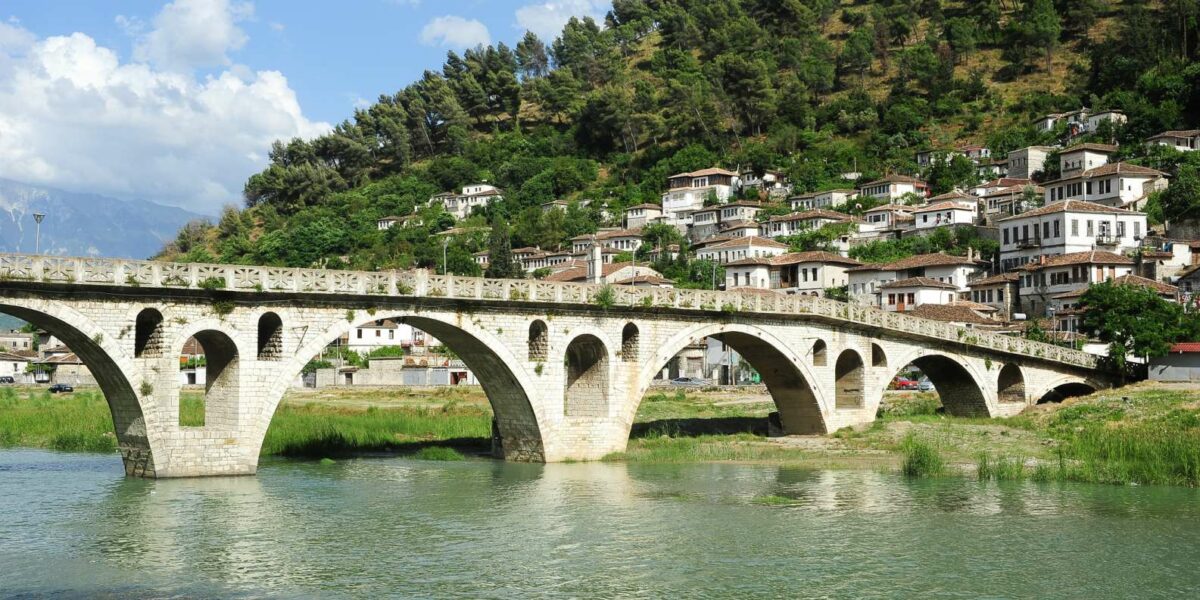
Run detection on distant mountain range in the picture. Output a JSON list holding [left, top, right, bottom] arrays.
[[0, 178, 204, 260]]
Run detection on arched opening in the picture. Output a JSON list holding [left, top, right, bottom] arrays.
[[997, 363, 1025, 404], [812, 339, 827, 366], [871, 343, 887, 368], [528, 319, 548, 361], [0, 302, 155, 476], [134, 308, 163, 358], [186, 330, 240, 429], [257, 312, 283, 360], [621, 323, 639, 361], [564, 334, 609, 418], [268, 313, 545, 462], [1038, 382, 1096, 404], [891, 355, 989, 417], [835, 350, 865, 409], [633, 329, 826, 440]]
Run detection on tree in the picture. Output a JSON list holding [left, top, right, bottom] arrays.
[[1004, 0, 1062, 72], [839, 28, 875, 85], [1079, 281, 1200, 369], [1159, 162, 1200, 223], [485, 215, 522, 278], [515, 31, 549, 79]]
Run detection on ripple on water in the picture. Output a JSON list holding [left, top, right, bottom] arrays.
[[2, 450, 1200, 598]]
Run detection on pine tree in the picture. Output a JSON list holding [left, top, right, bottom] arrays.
[[485, 216, 521, 279]]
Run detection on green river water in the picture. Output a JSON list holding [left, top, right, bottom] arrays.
[[2, 449, 1200, 598]]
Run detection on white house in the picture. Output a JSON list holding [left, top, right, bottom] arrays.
[[980, 185, 1042, 216], [847, 252, 987, 307], [880, 277, 959, 312], [1043, 162, 1167, 209], [1050, 274, 1177, 332], [996, 200, 1147, 271], [1058, 143, 1117, 178], [432, 184, 504, 219], [623, 204, 663, 229], [1019, 250, 1135, 317], [911, 194, 978, 230], [1006, 146, 1054, 180], [0, 351, 29, 381], [660, 167, 739, 226], [860, 204, 914, 230], [725, 251, 861, 296], [856, 175, 929, 202], [377, 216, 403, 231], [789, 189, 854, 211], [1147, 130, 1200, 152], [966, 272, 1020, 320], [760, 209, 857, 238], [740, 169, 791, 198], [347, 319, 431, 354], [570, 228, 643, 254], [1085, 109, 1127, 133], [696, 236, 789, 265]]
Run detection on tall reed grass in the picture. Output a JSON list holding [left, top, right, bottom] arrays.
[[899, 433, 945, 477]]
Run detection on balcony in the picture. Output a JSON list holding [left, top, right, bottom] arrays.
[[1017, 238, 1041, 249], [1095, 234, 1118, 246]]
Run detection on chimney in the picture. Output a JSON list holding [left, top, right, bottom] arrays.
[[587, 242, 603, 284]]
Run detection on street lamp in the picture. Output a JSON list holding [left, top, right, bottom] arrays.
[[32, 213, 45, 254], [442, 237, 449, 275]]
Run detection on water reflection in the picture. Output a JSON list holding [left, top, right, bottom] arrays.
[[4, 450, 1200, 598]]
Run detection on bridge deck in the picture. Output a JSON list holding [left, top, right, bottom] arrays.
[[0, 253, 1098, 369]]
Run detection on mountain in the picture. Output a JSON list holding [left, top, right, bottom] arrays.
[[0, 178, 203, 260]]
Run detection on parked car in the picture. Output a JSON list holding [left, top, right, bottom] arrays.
[[670, 377, 707, 386], [48, 384, 74, 393], [0, 376, 14, 384], [917, 379, 935, 392], [892, 377, 918, 391]]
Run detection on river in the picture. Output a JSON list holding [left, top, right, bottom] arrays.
[[2, 449, 1200, 598]]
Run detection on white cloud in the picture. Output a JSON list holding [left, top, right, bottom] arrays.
[[420, 15, 490, 49], [515, 1, 608, 41], [133, 0, 254, 71], [0, 20, 35, 52], [0, 23, 330, 214]]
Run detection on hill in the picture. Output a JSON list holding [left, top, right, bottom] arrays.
[[155, 0, 1200, 273], [0, 179, 203, 260]]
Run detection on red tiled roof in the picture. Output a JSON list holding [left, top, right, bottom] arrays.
[[848, 252, 984, 272], [766, 209, 857, 223], [912, 200, 976, 213], [998, 199, 1141, 221], [1169, 343, 1200, 353], [1021, 250, 1133, 271], [1062, 142, 1119, 154], [880, 277, 958, 290], [968, 272, 1020, 287], [908, 304, 997, 325], [1050, 274, 1178, 299]]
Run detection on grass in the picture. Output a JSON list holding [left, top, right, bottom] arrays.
[[6, 381, 1200, 487], [899, 433, 945, 478]]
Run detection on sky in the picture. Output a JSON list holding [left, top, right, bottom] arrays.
[[0, 0, 612, 215]]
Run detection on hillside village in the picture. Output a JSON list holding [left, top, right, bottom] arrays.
[[117, 1, 1200, 385]]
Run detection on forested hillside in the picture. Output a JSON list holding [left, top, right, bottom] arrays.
[[158, 0, 1200, 275]]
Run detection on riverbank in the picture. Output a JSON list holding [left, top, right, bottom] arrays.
[[1, 382, 1199, 485]]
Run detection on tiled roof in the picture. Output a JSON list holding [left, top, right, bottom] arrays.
[[669, 167, 738, 178], [767, 209, 856, 223], [1168, 342, 1200, 353], [908, 304, 997, 325], [613, 274, 674, 285], [968, 272, 1020, 287], [927, 191, 975, 202], [862, 203, 915, 214], [625, 203, 662, 211], [1042, 162, 1165, 186], [1021, 250, 1133, 271], [702, 237, 790, 250], [1050, 274, 1178, 299], [880, 277, 958, 290], [771, 251, 861, 267], [998, 199, 1141, 222], [1148, 130, 1200, 140], [571, 228, 643, 241], [913, 200, 976, 213], [978, 177, 1033, 189], [859, 174, 925, 187], [1062, 142, 1119, 154], [0, 351, 31, 362], [790, 189, 854, 199], [848, 252, 984, 272], [719, 219, 760, 230]]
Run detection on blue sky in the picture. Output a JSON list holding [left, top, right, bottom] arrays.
[[0, 1, 610, 213]]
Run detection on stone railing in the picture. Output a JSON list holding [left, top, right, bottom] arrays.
[[0, 253, 1098, 369]]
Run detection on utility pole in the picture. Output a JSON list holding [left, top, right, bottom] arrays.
[[32, 213, 45, 254], [442, 237, 449, 275]]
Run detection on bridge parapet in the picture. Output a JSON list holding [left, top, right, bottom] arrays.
[[0, 253, 1098, 369]]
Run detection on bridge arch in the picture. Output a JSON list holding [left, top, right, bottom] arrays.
[[188, 329, 241, 429], [134, 308, 165, 358], [997, 363, 1026, 404], [621, 323, 640, 361], [886, 348, 990, 417], [835, 349, 866, 409], [270, 310, 548, 461], [528, 319, 548, 361], [564, 333, 611, 418], [0, 299, 157, 476], [871, 343, 887, 368], [256, 312, 283, 360], [635, 322, 828, 435], [1034, 374, 1099, 404], [812, 339, 828, 366]]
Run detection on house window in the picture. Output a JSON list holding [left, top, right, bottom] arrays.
[[998, 289, 1004, 301], [1086, 220, 1094, 236], [1071, 219, 1079, 236], [1134, 222, 1141, 238], [907, 293, 915, 305], [888, 294, 896, 305], [1117, 222, 1125, 237], [357, 330, 363, 339], [1003, 229, 1009, 244], [1043, 222, 1050, 239], [1054, 220, 1060, 238]]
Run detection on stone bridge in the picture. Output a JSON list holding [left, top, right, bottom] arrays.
[[0, 254, 1115, 478]]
